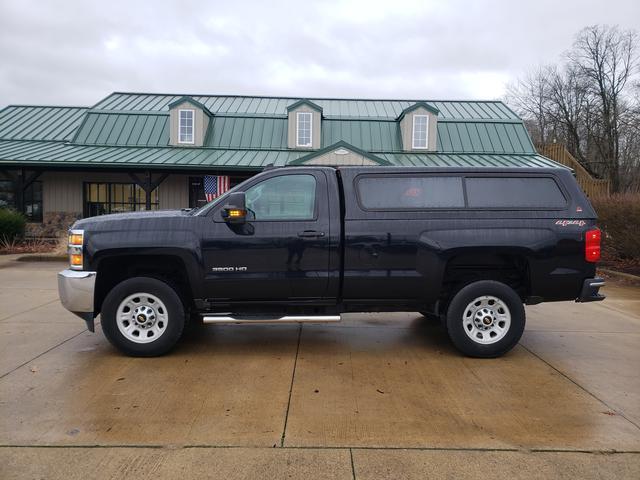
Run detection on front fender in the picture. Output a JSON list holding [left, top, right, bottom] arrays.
[[85, 223, 205, 300]]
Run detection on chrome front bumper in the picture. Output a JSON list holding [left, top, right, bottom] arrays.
[[58, 269, 97, 331]]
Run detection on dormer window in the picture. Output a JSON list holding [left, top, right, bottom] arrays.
[[178, 109, 195, 144], [287, 100, 322, 149], [398, 102, 438, 152], [412, 115, 429, 149], [296, 112, 312, 147], [168, 96, 212, 147]]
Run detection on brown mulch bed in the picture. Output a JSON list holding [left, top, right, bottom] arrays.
[[600, 250, 640, 277], [0, 239, 60, 255]]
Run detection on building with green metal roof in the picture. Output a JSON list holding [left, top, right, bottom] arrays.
[[0, 91, 562, 235]]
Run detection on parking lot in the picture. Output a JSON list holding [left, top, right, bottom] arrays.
[[1, 256, 639, 479]]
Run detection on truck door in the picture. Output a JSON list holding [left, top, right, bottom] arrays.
[[202, 170, 331, 301]]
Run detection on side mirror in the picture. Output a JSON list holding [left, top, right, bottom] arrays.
[[221, 192, 247, 223]]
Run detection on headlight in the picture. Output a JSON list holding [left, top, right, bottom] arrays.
[[68, 229, 84, 270]]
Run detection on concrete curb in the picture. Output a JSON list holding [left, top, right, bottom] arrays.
[[598, 268, 640, 283]]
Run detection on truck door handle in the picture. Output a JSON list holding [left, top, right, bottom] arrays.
[[298, 230, 325, 238]]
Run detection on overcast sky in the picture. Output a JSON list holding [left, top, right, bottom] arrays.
[[0, 0, 639, 107]]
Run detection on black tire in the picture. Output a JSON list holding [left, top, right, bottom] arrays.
[[101, 277, 186, 356], [445, 280, 525, 358]]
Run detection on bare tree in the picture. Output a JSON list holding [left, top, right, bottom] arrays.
[[618, 84, 640, 191], [506, 25, 640, 192], [568, 25, 638, 191], [546, 65, 590, 165], [505, 67, 553, 145]]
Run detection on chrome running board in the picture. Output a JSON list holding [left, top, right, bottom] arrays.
[[202, 314, 341, 324]]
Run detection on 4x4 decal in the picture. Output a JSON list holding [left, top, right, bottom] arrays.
[[555, 220, 587, 227]]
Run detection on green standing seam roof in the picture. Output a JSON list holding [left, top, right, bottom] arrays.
[[0, 139, 565, 170], [322, 120, 402, 152], [0, 106, 88, 142], [73, 111, 169, 146], [0, 92, 559, 172], [208, 116, 288, 149], [436, 121, 534, 154], [66, 114, 534, 155], [92, 92, 520, 120]]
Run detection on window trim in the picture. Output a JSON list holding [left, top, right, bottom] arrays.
[[213, 172, 319, 222], [296, 111, 313, 148], [178, 108, 195, 145], [412, 114, 429, 150], [354, 173, 569, 213]]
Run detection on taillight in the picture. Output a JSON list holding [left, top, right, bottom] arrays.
[[585, 228, 601, 263]]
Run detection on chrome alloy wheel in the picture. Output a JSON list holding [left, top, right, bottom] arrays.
[[462, 295, 511, 345], [116, 293, 168, 344]]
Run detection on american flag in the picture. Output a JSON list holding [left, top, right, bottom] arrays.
[[204, 175, 231, 202]]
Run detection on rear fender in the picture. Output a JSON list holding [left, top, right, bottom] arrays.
[[416, 227, 555, 301]]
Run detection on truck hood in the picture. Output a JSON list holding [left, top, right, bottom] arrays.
[[73, 209, 188, 229]]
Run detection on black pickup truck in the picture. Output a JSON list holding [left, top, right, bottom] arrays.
[[58, 166, 604, 358]]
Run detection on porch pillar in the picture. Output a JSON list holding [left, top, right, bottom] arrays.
[[129, 170, 169, 211]]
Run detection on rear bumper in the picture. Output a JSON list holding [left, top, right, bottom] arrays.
[[58, 269, 97, 331], [576, 277, 605, 303]]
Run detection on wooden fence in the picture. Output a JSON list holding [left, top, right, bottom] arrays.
[[537, 143, 610, 197]]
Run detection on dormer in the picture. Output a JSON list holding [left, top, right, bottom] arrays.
[[168, 96, 212, 147], [287, 99, 322, 149], [397, 102, 439, 152]]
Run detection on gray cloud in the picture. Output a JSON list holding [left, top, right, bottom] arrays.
[[0, 0, 638, 107]]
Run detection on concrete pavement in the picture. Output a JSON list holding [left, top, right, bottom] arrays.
[[1, 258, 639, 478]]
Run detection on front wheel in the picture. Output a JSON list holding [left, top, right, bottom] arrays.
[[101, 277, 186, 356], [445, 280, 525, 358]]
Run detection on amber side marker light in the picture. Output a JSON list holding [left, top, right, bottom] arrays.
[[227, 209, 246, 218], [585, 228, 601, 263]]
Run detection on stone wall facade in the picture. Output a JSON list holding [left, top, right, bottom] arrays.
[[26, 211, 82, 238]]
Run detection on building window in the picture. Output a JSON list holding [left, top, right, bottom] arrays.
[[188, 175, 246, 209], [0, 179, 16, 211], [412, 114, 429, 149], [0, 179, 43, 222], [296, 112, 312, 147], [23, 181, 43, 222], [84, 182, 158, 217], [178, 109, 195, 144]]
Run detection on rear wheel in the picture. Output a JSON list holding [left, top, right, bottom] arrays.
[[101, 277, 185, 356], [445, 280, 525, 358]]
